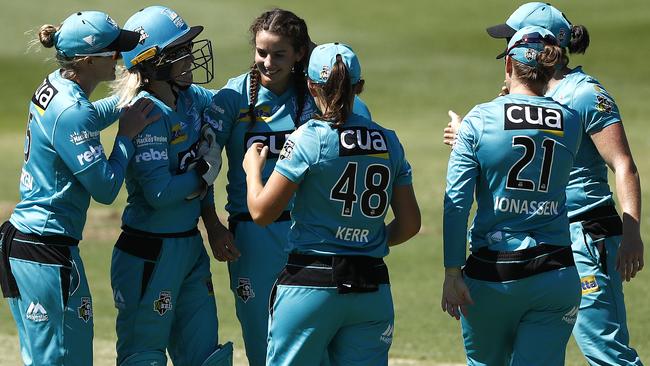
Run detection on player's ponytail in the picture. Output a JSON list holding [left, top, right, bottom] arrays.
[[111, 66, 147, 109], [568, 25, 590, 54], [38, 24, 59, 48], [512, 43, 562, 92], [313, 55, 362, 128]]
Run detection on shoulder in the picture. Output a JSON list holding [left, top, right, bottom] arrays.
[[223, 73, 250, 92]]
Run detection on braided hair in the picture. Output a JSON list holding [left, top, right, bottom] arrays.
[[247, 9, 311, 128]]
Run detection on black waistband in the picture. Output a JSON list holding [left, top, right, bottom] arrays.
[[569, 205, 622, 239], [463, 244, 574, 282], [569, 205, 619, 223], [13, 229, 79, 246], [121, 225, 199, 239], [278, 253, 389, 293], [229, 211, 292, 223]]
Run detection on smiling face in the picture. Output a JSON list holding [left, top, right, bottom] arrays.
[[254, 30, 305, 95]]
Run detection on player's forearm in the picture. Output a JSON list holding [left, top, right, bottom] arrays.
[[615, 161, 642, 238], [386, 217, 420, 246], [246, 171, 274, 226]]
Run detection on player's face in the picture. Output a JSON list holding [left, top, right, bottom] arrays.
[[90, 54, 119, 82], [168, 43, 195, 87], [254, 30, 305, 95]]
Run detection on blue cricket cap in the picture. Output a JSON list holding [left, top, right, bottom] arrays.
[[308, 43, 361, 84], [487, 2, 571, 58], [506, 26, 558, 67], [54, 11, 140, 58]]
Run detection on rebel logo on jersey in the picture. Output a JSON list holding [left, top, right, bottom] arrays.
[[244, 130, 293, 159], [503, 103, 564, 135], [31, 78, 58, 114], [76, 144, 105, 166], [338, 127, 388, 158]]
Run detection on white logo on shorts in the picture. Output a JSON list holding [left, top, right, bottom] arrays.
[[26, 302, 48, 322], [380, 323, 393, 344], [562, 306, 579, 325]]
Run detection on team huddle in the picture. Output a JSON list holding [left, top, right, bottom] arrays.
[[0, 2, 643, 366]]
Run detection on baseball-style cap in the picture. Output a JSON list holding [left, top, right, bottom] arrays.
[[308, 43, 361, 84], [487, 2, 571, 58], [54, 11, 140, 58], [506, 26, 558, 67]]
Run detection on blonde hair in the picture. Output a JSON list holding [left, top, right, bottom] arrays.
[[32, 23, 87, 79], [111, 66, 145, 108]]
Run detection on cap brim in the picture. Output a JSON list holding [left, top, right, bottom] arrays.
[[167, 26, 204, 49], [104, 29, 140, 53], [496, 49, 508, 59], [486, 23, 517, 39]]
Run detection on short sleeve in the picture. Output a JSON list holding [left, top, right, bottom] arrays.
[[203, 88, 241, 147], [390, 132, 412, 186], [274, 124, 320, 184], [52, 104, 105, 175], [573, 81, 621, 135]]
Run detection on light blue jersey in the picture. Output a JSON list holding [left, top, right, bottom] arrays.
[[546, 66, 621, 218], [274, 114, 412, 258], [203, 72, 371, 216], [121, 85, 216, 233], [444, 94, 581, 267], [10, 70, 133, 240]]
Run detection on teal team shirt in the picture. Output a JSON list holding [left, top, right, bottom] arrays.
[[121, 85, 216, 233], [444, 94, 581, 267], [10, 70, 132, 240], [274, 114, 413, 258], [546, 66, 621, 218], [203, 72, 371, 216]]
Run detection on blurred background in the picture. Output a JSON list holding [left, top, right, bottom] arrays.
[[1, 1, 649, 364]]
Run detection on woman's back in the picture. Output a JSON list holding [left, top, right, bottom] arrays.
[[275, 113, 412, 257]]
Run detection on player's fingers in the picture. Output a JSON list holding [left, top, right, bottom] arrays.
[[448, 110, 459, 121], [145, 113, 162, 124], [260, 145, 269, 159], [638, 256, 644, 272]]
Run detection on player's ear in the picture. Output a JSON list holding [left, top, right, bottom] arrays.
[[307, 79, 318, 98], [505, 56, 513, 80]]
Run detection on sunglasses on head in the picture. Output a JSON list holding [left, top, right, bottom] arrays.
[[77, 50, 121, 60], [506, 32, 558, 55]]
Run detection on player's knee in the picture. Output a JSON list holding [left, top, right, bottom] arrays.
[[119, 351, 167, 366], [201, 342, 234, 366]]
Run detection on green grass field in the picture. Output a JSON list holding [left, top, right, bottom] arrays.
[[1, 1, 649, 365]]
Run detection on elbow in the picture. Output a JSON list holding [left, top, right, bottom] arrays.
[[250, 209, 274, 227], [91, 191, 118, 205]]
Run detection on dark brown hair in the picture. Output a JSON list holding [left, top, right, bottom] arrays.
[[312, 55, 361, 128], [512, 43, 563, 91], [247, 9, 310, 127], [568, 24, 590, 54]]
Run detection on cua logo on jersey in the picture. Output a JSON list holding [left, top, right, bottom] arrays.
[[245, 130, 293, 159], [26, 302, 48, 322], [338, 127, 388, 158], [77, 297, 93, 323], [153, 291, 172, 316], [581, 275, 600, 295], [236, 278, 255, 303], [32, 78, 58, 114], [503, 103, 564, 136], [76, 144, 104, 166], [177, 140, 200, 173]]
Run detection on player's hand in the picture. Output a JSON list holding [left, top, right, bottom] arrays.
[[118, 98, 160, 139], [616, 235, 644, 282], [441, 270, 473, 320], [498, 80, 509, 96], [443, 110, 461, 148], [206, 221, 240, 262], [243, 142, 268, 176]]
